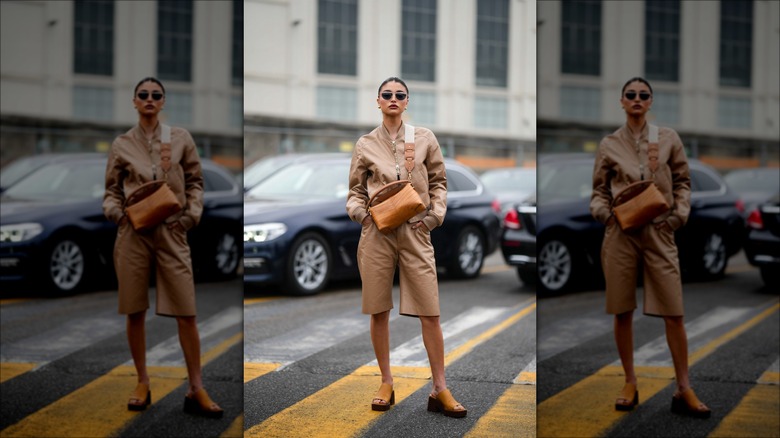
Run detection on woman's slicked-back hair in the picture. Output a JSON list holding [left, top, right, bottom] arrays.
[[378, 76, 409, 96], [134, 76, 166, 96], [621, 77, 653, 96]]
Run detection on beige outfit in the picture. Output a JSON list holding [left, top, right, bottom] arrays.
[[103, 123, 204, 316], [347, 123, 447, 316], [591, 123, 691, 316]]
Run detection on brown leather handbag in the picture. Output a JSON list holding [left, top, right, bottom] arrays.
[[611, 124, 670, 232], [367, 124, 426, 234], [124, 124, 182, 231]]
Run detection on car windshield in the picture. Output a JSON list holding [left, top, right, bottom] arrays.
[[538, 159, 593, 203], [481, 169, 536, 193], [244, 156, 292, 190], [0, 156, 47, 189], [246, 161, 350, 200], [2, 161, 105, 201], [724, 169, 780, 194]]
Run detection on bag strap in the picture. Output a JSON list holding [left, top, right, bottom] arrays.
[[647, 124, 659, 177], [403, 124, 415, 180], [160, 124, 172, 178]]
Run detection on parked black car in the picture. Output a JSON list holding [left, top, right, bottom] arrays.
[[724, 167, 780, 218], [0, 153, 100, 193], [480, 167, 536, 213], [500, 195, 537, 286], [535, 153, 745, 293], [243, 155, 501, 294], [0, 154, 242, 293], [744, 193, 780, 288], [243, 152, 351, 192]]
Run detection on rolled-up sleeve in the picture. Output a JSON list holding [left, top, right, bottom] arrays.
[[346, 140, 369, 224], [103, 140, 126, 224], [590, 143, 613, 224], [666, 132, 691, 230], [178, 131, 204, 231], [422, 131, 447, 231]]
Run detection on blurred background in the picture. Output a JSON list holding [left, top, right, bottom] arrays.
[[0, 0, 244, 173], [243, 0, 537, 172]]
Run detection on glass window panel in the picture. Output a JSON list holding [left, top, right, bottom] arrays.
[[559, 85, 601, 122], [719, 0, 752, 87], [651, 90, 679, 125], [164, 91, 193, 125], [718, 96, 752, 129], [474, 96, 508, 130], [408, 91, 436, 127], [560, 0, 601, 76], [645, 0, 680, 82], [476, 0, 509, 87], [316, 86, 357, 121], [317, 0, 358, 76], [157, 0, 193, 82], [402, 0, 437, 82], [72, 85, 113, 121], [73, 0, 114, 76]]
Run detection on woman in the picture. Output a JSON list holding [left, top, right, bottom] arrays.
[[591, 77, 710, 418], [103, 77, 223, 418], [346, 77, 466, 418]]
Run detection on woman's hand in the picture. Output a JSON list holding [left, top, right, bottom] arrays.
[[119, 216, 128, 227], [411, 221, 429, 232], [606, 215, 616, 227], [654, 220, 672, 232], [362, 215, 374, 226], [167, 221, 185, 232]]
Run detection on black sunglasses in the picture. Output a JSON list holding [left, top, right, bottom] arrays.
[[624, 91, 652, 101], [137, 91, 164, 101], [380, 91, 407, 101]]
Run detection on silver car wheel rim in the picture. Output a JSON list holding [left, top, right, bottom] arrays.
[[458, 231, 483, 275], [215, 233, 239, 275], [539, 240, 571, 290], [50, 240, 84, 291], [293, 239, 328, 290], [702, 233, 726, 274]]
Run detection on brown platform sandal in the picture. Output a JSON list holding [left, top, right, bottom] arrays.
[[371, 383, 395, 411], [427, 389, 467, 418], [671, 387, 711, 418], [615, 382, 638, 411], [183, 388, 224, 419], [127, 382, 151, 411]]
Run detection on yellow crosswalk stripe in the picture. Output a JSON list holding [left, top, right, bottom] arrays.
[[0, 362, 36, 384], [244, 297, 284, 305], [245, 302, 535, 438], [538, 301, 780, 437], [709, 369, 780, 437], [221, 413, 244, 438], [1, 332, 242, 437], [244, 363, 281, 383], [466, 371, 536, 438]]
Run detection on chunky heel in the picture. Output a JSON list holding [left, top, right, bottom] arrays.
[[127, 383, 151, 411], [183, 388, 223, 418], [671, 388, 710, 418], [615, 383, 638, 411], [427, 389, 467, 418], [371, 383, 395, 411]]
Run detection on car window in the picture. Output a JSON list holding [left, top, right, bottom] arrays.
[[448, 168, 478, 193], [724, 169, 780, 194], [247, 162, 350, 199], [203, 168, 235, 193], [690, 168, 722, 193], [0, 157, 45, 188], [481, 169, 536, 193], [538, 161, 593, 202], [3, 162, 105, 200]]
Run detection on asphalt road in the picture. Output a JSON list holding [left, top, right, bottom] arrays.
[[537, 252, 780, 438], [243, 251, 536, 438], [0, 279, 244, 438]]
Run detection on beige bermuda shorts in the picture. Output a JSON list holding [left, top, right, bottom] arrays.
[[113, 221, 196, 317], [357, 221, 440, 317], [601, 222, 684, 317]]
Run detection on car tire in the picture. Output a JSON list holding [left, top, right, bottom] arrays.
[[46, 237, 89, 293], [517, 266, 537, 285], [286, 232, 332, 295], [538, 239, 576, 293], [759, 266, 779, 289], [212, 232, 239, 279], [697, 231, 727, 280], [448, 225, 485, 279]]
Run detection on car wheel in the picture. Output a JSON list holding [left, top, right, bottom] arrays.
[[213, 232, 239, 279], [698, 231, 727, 279], [286, 232, 331, 295], [759, 266, 779, 289], [538, 239, 575, 293], [448, 226, 484, 279], [47, 238, 88, 293], [517, 266, 537, 285]]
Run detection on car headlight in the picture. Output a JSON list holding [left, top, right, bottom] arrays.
[[244, 223, 287, 243], [0, 223, 44, 243]]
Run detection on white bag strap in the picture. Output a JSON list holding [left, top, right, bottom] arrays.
[[403, 124, 415, 179], [647, 124, 659, 176], [160, 124, 172, 177]]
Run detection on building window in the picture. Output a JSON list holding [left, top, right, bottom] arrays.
[[316, 86, 356, 121], [474, 96, 507, 130], [73, 1, 114, 76], [232, 0, 243, 87], [72, 85, 113, 121], [157, 0, 193, 82], [317, 0, 358, 76], [559, 85, 601, 122], [645, 0, 680, 82], [401, 0, 436, 82], [718, 96, 751, 129], [475, 0, 509, 88], [561, 0, 601, 76], [719, 0, 753, 87], [230, 94, 242, 129], [407, 91, 436, 126], [651, 90, 679, 126], [163, 91, 193, 125]]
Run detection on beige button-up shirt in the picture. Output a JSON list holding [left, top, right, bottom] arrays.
[[591, 123, 691, 230], [103, 124, 204, 230], [347, 123, 447, 231]]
